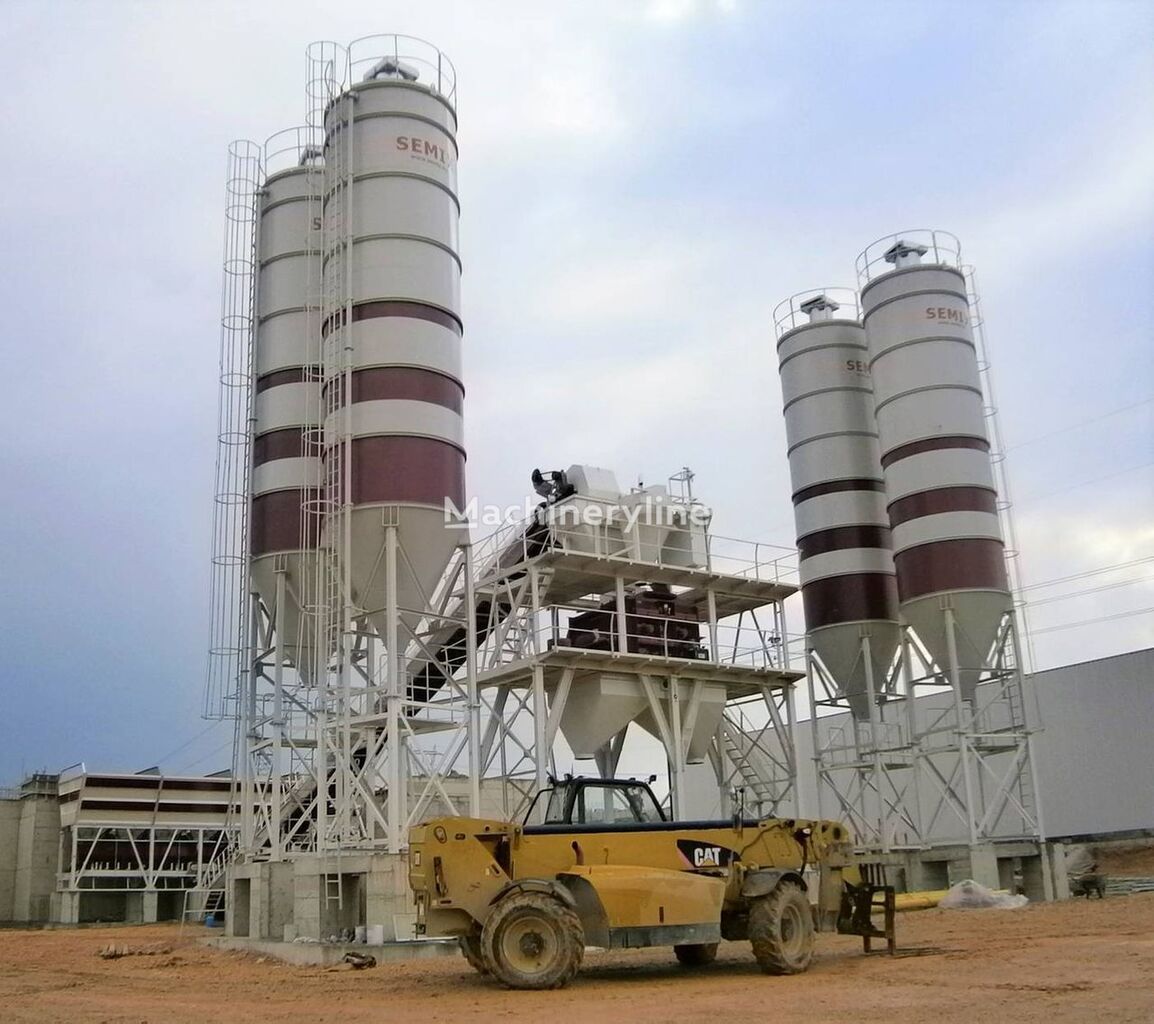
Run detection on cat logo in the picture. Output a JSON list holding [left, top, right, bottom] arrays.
[[694, 846, 722, 868], [676, 839, 737, 870]]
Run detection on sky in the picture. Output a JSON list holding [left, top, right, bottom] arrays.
[[0, 0, 1151, 785]]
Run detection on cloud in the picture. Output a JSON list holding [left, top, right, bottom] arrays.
[[638, 0, 740, 24], [1015, 502, 1154, 671], [1, 0, 1152, 786], [972, 108, 1154, 280]]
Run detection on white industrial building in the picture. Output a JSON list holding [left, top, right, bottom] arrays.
[[1, 770, 234, 925]]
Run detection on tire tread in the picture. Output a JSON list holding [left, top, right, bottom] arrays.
[[748, 882, 815, 975], [480, 891, 584, 990]]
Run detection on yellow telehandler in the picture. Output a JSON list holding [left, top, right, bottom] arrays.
[[409, 775, 894, 989]]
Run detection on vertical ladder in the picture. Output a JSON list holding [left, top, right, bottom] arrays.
[[324, 871, 343, 907], [317, 64, 356, 847]]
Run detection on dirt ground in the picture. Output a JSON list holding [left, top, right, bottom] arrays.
[[1, 894, 1152, 1024], [1093, 841, 1154, 876]]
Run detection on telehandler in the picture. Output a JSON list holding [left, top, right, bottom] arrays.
[[409, 775, 894, 989]]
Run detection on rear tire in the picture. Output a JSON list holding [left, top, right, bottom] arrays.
[[674, 942, 718, 967], [459, 929, 488, 975], [749, 882, 814, 975], [481, 891, 584, 990]]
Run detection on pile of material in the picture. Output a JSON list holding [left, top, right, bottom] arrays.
[[938, 880, 1028, 910]]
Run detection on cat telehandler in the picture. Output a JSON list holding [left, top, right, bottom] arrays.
[[409, 775, 894, 989]]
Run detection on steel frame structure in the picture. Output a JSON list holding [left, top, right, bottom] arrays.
[[60, 825, 231, 894], [808, 611, 1043, 854], [466, 510, 803, 822]]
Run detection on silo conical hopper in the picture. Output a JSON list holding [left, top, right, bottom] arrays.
[[321, 62, 466, 657], [774, 291, 901, 718], [552, 674, 649, 760], [614, 486, 674, 564], [634, 679, 728, 764], [858, 234, 1011, 703], [250, 153, 324, 684]]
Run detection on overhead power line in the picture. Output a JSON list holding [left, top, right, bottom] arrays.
[[1007, 396, 1152, 452], [147, 720, 221, 769], [1018, 460, 1154, 505], [1020, 556, 1154, 593], [1023, 575, 1154, 608], [175, 735, 235, 774], [1031, 606, 1154, 636]]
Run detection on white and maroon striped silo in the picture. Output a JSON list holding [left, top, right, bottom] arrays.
[[775, 290, 901, 719], [249, 138, 323, 680], [858, 232, 1011, 701], [320, 43, 464, 644]]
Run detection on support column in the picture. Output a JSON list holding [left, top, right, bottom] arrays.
[[706, 588, 719, 662], [806, 651, 826, 822], [945, 607, 979, 847], [241, 592, 260, 855], [668, 677, 685, 819], [531, 664, 549, 791], [464, 541, 481, 817], [385, 521, 403, 853], [967, 844, 1000, 890], [271, 568, 286, 860], [615, 576, 629, 654], [862, 633, 888, 852]]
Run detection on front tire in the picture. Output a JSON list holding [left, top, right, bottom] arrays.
[[459, 928, 488, 975], [674, 942, 718, 967], [481, 891, 584, 990], [749, 882, 814, 975]]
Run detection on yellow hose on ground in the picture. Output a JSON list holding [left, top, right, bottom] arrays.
[[894, 888, 1012, 912]]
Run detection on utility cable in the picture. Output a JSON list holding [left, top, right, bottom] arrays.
[[1023, 575, 1154, 608], [1007, 397, 1152, 451], [146, 720, 222, 769], [1018, 460, 1154, 505], [1031, 606, 1154, 636], [1019, 556, 1154, 592]]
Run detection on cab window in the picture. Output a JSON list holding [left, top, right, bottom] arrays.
[[575, 783, 664, 824]]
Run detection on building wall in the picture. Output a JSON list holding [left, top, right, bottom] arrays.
[[0, 790, 60, 922], [1028, 647, 1154, 839], [0, 799, 22, 919], [13, 794, 60, 921]]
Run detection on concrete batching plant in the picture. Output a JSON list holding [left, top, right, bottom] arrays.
[[207, 36, 813, 942]]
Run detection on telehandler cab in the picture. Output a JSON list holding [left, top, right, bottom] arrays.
[[409, 776, 894, 989]]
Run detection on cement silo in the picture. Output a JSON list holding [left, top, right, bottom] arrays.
[[249, 134, 323, 681], [774, 291, 900, 719], [857, 232, 1010, 701], [319, 41, 465, 645]]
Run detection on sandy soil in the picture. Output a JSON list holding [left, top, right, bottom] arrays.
[[1, 894, 1152, 1024], [1093, 841, 1154, 876]]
